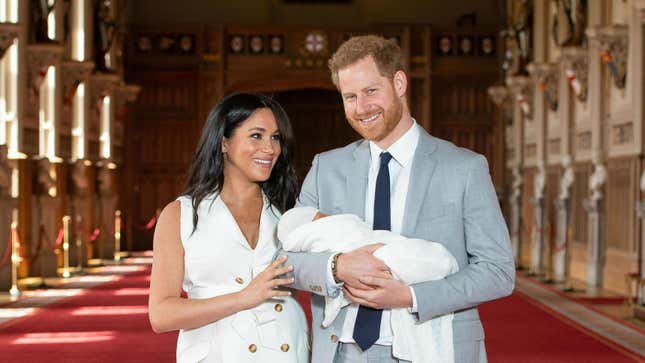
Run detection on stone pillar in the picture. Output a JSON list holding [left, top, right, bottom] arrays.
[[583, 151, 607, 288], [636, 197, 645, 306], [69, 160, 93, 268], [510, 167, 522, 266], [531, 161, 546, 275], [553, 155, 574, 284], [0, 145, 16, 290], [97, 163, 118, 261], [31, 158, 62, 279]]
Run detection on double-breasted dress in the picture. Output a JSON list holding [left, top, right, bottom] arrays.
[[176, 194, 309, 363]]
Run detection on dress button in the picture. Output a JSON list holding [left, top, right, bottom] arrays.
[[331, 334, 338, 342], [235, 277, 244, 284], [274, 303, 283, 312], [281, 344, 289, 352], [248, 344, 257, 353]]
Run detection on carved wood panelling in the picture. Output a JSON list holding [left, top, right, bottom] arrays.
[[606, 157, 638, 252], [134, 71, 199, 120], [274, 89, 355, 183], [571, 162, 591, 244]]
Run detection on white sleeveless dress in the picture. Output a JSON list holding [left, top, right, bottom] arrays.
[[176, 194, 309, 363]]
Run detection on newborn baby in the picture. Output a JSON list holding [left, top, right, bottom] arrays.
[[278, 206, 459, 363]]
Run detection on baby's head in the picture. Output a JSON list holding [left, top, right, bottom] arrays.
[[278, 206, 328, 242]]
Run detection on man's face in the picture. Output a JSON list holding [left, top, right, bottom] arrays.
[[337, 56, 403, 143]]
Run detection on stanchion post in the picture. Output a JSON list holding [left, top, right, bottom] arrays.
[[62, 216, 71, 278], [9, 209, 21, 297], [114, 210, 121, 262], [75, 215, 83, 273]]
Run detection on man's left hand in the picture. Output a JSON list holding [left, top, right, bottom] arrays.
[[343, 275, 412, 309]]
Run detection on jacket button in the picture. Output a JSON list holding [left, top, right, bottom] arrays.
[[248, 344, 257, 353], [331, 334, 338, 342], [235, 277, 244, 284], [281, 343, 289, 352], [274, 303, 283, 312]]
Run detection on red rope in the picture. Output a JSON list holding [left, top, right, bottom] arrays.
[[0, 229, 12, 269], [88, 228, 100, 242], [26, 227, 44, 265]]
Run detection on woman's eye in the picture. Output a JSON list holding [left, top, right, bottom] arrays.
[[271, 134, 281, 141], [367, 88, 376, 95], [250, 133, 261, 139]]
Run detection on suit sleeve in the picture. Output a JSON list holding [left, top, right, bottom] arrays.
[[279, 154, 337, 296], [411, 154, 515, 321]]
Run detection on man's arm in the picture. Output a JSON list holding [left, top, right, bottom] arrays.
[[280, 155, 338, 297], [411, 154, 515, 322]]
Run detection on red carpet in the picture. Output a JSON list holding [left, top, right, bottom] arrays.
[[479, 293, 643, 363], [0, 268, 642, 362], [0, 267, 177, 363]]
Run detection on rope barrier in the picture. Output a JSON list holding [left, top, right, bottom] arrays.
[[26, 226, 44, 265], [129, 211, 159, 231], [88, 228, 100, 243], [0, 229, 12, 269]]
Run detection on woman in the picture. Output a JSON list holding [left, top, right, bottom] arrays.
[[149, 93, 309, 363]]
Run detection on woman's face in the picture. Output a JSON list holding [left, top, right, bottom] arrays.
[[221, 108, 282, 184]]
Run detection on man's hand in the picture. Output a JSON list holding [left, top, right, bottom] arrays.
[[336, 243, 388, 290], [343, 275, 413, 309]]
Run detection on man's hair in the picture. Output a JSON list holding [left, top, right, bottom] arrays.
[[328, 35, 404, 88]]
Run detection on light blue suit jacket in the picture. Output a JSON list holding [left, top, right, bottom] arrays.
[[283, 128, 515, 363]]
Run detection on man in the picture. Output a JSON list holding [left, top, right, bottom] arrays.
[[284, 35, 515, 363]]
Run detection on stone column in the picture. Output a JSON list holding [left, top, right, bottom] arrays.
[[31, 158, 62, 279], [97, 163, 118, 262], [553, 155, 574, 284], [531, 161, 546, 276], [509, 167, 522, 266], [0, 145, 16, 290], [583, 150, 606, 288]]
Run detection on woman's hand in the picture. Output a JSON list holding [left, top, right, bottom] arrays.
[[238, 256, 294, 310]]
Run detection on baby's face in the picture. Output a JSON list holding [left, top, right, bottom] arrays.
[[312, 212, 328, 221]]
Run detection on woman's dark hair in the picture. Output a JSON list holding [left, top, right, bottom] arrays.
[[183, 92, 299, 232]]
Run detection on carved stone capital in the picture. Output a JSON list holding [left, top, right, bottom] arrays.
[[60, 61, 95, 104], [35, 157, 56, 197], [113, 84, 141, 118], [560, 46, 589, 102], [587, 25, 628, 89], [88, 72, 120, 120], [70, 159, 90, 196], [506, 75, 534, 120], [633, 0, 645, 23], [0, 22, 20, 58], [636, 201, 645, 219], [97, 164, 116, 196], [26, 44, 64, 93], [528, 62, 559, 112], [487, 85, 508, 107]]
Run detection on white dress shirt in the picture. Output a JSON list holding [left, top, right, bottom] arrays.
[[326, 119, 420, 346]]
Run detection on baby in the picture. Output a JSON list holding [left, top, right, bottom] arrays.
[[278, 206, 459, 363]]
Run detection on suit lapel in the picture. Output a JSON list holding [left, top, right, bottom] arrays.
[[402, 131, 439, 236], [345, 140, 370, 220]]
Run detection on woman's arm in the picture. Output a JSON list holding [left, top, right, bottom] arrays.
[[148, 201, 293, 333]]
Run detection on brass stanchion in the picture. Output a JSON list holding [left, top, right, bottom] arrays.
[[62, 216, 71, 278], [114, 210, 121, 262], [75, 216, 84, 273], [9, 209, 21, 297]]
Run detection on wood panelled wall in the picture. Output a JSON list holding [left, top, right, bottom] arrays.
[[124, 24, 501, 250], [521, 167, 535, 266]]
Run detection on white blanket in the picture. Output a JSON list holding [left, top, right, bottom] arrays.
[[278, 208, 459, 363]]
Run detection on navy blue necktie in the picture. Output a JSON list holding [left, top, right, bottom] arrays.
[[353, 151, 392, 351]]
